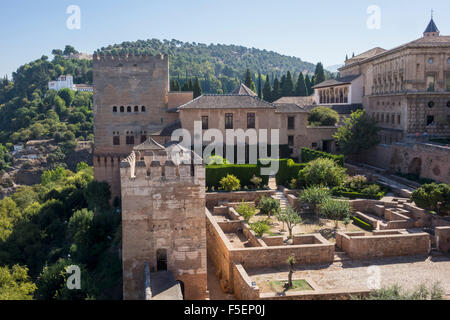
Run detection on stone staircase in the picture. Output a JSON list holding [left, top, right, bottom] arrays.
[[273, 191, 290, 211]]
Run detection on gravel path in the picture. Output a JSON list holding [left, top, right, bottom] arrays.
[[248, 254, 450, 295]]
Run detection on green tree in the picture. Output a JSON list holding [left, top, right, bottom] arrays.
[[282, 71, 294, 97], [295, 73, 308, 96], [299, 185, 331, 216], [314, 62, 326, 85], [258, 196, 280, 218], [272, 77, 280, 101], [305, 74, 312, 96], [63, 45, 78, 56], [333, 110, 380, 155], [262, 74, 272, 102], [319, 198, 351, 228], [193, 77, 202, 98], [0, 265, 37, 300], [298, 158, 346, 188], [411, 183, 450, 213], [308, 106, 340, 126], [83, 181, 111, 212], [257, 72, 262, 98], [243, 69, 256, 92], [58, 88, 75, 107], [276, 207, 302, 239], [286, 255, 296, 289]]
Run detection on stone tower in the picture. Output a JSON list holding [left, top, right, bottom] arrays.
[[120, 139, 207, 300], [93, 53, 170, 200]]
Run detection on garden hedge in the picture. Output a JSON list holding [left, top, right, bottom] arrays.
[[206, 164, 269, 188], [352, 216, 374, 231], [259, 158, 306, 187], [332, 189, 385, 200], [301, 148, 345, 166]]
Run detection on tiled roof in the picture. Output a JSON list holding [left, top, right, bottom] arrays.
[[273, 95, 315, 106], [424, 18, 439, 33], [274, 103, 308, 113], [231, 83, 257, 96], [177, 94, 277, 110], [312, 74, 361, 89]]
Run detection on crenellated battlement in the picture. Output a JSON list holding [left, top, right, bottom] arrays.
[[93, 52, 168, 65], [120, 145, 205, 182]]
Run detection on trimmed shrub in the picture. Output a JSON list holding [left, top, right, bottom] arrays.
[[206, 164, 268, 189], [258, 196, 280, 217], [352, 216, 374, 231], [259, 159, 306, 187], [301, 148, 344, 166], [219, 174, 241, 192], [236, 201, 256, 222], [308, 106, 339, 126]]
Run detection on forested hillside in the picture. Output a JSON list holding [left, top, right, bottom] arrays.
[[96, 38, 332, 94]]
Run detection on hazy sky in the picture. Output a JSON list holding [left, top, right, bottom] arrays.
[[1, 0, 449, 77]]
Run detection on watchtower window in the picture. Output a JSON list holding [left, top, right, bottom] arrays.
[[134, 106, 139, 112], [127, 106, 132, 112], [141, 135, 147, 143], [156, 249, 168, 271], [113, 136, 120, 146], [113, 106, 118, 112], [141, 106, 146, 112], [120, 106, 125, 112]]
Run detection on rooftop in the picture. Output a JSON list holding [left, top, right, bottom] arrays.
[[312, 74, 361, 89], [231, 83, 258, 96]]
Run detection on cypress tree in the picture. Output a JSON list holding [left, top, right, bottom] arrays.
[[295, 72, 308, 96], [272, 77, 280, 102], [345, 54, 348, 61], [244, 68, 256, 92], [282, 71, 294, 96], [305, 74, 312, 96], [193, 77, 202, 98], [262, 74, 272, 102], [257, 72, 262, 99], [314, 62, 325, 85], [188, 78, 194, 91]]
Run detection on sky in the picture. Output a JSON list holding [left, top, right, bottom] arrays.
[[0, 0, 449, 77]]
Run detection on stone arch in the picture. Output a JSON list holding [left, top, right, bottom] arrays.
[[408, 157, 422, 176]]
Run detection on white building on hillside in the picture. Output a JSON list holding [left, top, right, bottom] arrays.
[[48, 75, 93, 92]]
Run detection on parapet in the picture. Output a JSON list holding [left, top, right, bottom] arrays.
[[92, 52, 169, 66], [120, 150, 204, 182]]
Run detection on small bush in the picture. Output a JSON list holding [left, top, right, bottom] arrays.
[[251, 220, 270, 237], [308, 106, 340, 126], [411, 183, 450, 213], [319, 198, 351, 227], [250, 175, 263, 189], [236, 201, 256, 222], [219, 174, 241, 192]]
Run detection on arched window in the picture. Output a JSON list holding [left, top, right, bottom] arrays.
[[113, 106, 117, 112], [127, 106, 132, 112], [134, 106, 139, 112], [120, 106, 125, 112], [141, 106, 146, 112]]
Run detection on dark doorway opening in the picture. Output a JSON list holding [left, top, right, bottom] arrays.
[[408, 157, 422, 176], [156, 249, 167, 271]]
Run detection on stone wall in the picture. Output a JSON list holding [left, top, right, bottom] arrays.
[[336, 230, 430, 259], [436, 226, 450, 254]]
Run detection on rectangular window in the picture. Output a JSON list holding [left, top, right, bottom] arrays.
[[113, 136, 120, 146], [225, 113, 233, 129], [391, 114, 395, 124], [427, 75, 435, 92], [426, 115, 434, 126], [287, 116, 295, 130], [126, 136, 135, 145], [397, 115, 401, 124], [141, 135, 147, 143], [247, 113, 255, 129], [288, 135, 294, 147], [201, 116, 209, 130], [446, 75, 450, 92]]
